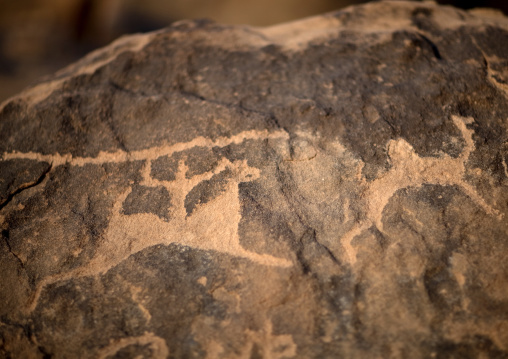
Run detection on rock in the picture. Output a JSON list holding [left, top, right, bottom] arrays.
[[1, 1, 508, 357]]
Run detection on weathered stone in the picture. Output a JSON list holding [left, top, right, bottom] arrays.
[[1, 1, 508, 357]]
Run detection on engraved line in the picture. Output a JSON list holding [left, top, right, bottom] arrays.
[[1, 129, 289, 167], [96, 332, 169, 359]]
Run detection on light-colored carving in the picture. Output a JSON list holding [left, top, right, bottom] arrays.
[[199, 319, 297, 359], [2, 118, 502, 310], [96, 332, 169, 359], [127, 283, 152, 322], [471, 38, 508, 99], [1, 129, 292, 312], [97, 157, 292, 273], [340, 115, 503, 264], [2, 129, 289, 167], [241, 319, 297, 359]]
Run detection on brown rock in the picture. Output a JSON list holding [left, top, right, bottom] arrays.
[[1, 1, 508, 357]]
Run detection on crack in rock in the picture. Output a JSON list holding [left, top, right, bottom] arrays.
[[2, 230, 25, 269], [0, 164, 52, 212]]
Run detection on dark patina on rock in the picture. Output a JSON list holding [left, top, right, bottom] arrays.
[[1, 1, 508, 358]]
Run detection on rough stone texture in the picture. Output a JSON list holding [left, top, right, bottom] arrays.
[[1, 1, 508, 358]]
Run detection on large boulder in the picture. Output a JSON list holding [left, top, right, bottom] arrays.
[[1, 1, 508, 357]]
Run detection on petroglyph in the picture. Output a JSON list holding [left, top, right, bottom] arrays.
[[340, 115, 503, 264], [2, 117, 502, 310], [241, 319, 297, 359], [472, 37, 508, 99], [96, 332, 169, 359], [1, 129, 289, 167], [1, 129, 292, 312], [193, 318, 296, 359]]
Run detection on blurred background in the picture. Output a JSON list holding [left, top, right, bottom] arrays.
[[0, 0, 506, 102]]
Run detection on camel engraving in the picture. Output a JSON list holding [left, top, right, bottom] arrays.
[[1, 116, 502, 311], [339, 115, 503, 264], [2, 129, 292, 312]]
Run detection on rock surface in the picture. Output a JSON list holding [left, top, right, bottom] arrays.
[[1, 1, 508, 357]]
